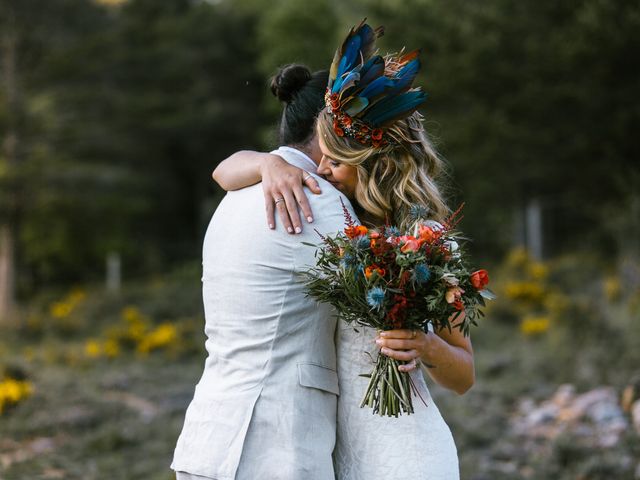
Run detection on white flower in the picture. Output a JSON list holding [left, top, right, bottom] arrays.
[[442, 273, 459, 286]]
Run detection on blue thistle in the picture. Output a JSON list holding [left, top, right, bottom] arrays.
[[385, 226, 401, 237], [355, 235, 370, 250], [409, 204, 430, 221], [413, 263, 431, 284], [366, 287, 386, 310], [340, 253, 357, 269]]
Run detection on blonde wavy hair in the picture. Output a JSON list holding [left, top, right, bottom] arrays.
[[317, 110, 450, 229]]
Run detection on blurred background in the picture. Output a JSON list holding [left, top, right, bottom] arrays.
[[0, 0, 639, 478]]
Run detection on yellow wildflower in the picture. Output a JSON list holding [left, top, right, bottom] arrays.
[[603, 276, 621, 302], [505, 281, 545, 302], [104, 339, 121, 358], [137, 323, 177, 354], [84, 339, 102, 358], [520, 316, 550, 336], [506, 247, 530, 269], [528, 262, 549, 281], [0, 378, 33, 415], [50, 302, 73, 319]]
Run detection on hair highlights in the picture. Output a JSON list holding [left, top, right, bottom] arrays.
[[317, 109, 450, 228]]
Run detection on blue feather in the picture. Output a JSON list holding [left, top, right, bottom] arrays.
[[359, 76, 392, 99], [363, 90, 427, 126], [359, 56, 385, 84], [337, 35, 362, 79], [392, 58, 421, 92], [338, 71, 361, 97]]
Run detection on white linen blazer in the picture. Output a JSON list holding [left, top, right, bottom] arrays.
[[171, 147, 356, 480]]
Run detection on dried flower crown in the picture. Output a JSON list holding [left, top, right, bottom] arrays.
[[326, 20, 427, 149]]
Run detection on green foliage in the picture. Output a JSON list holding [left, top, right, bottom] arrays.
[[1, 0, 638, 294]]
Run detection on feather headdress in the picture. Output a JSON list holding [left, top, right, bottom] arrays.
[[325, 19, 427, 149]]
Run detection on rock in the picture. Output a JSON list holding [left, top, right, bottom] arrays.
[[510, 384, 628, 449]]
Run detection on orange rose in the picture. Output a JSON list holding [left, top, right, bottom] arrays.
[[418, 225, 436, 243], [400, 239, 421, 253], [365, 265, 385, 279], [470, 269, 489, 290], [345, 224, 368, 239]]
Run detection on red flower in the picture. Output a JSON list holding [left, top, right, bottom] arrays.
[[333, 120, 345, 137], [371, 238, 392, 256], [387, 294, 410, 328], [342, 115, 353, 128], [345, 225, 368, 238], [398, 270, 411, 288], [453, 299, 465, 311], [371, 128, 383, 141], [329, 93, 340, 110], [470, 269, 490, 290]]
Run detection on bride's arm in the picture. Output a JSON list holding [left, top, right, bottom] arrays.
[[375, 317, 475, 395], [212, 151, 321, 233]]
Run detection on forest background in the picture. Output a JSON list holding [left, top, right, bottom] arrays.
[[1, 0, 639, 479]]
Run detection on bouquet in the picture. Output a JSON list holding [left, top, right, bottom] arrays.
[[304, 202, 495, 417]]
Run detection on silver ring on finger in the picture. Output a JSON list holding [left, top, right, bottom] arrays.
[[302, 172, 312, 182], [274, 197, 285, 205]]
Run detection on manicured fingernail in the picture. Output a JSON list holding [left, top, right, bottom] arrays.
[[307, 216, 313, 223], [379, 332, 388, 337], [287, 227, 293, 233], [269, 224, 274, 229], [381, 348, 389, 355], [375, 339, 383, 345], [295, 227, 302, 234]]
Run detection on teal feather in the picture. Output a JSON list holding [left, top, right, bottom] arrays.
[[343, 96, 369, 116], [363, 90, 427, 126]]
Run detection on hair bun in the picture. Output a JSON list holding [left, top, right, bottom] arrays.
[[270, 64, 313, 103]]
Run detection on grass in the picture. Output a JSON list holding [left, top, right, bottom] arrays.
[[1, 253, 639, 479]]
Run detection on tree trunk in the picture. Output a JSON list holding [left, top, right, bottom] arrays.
[[0, 23, 19, 325], [0, 224, 15, 323]]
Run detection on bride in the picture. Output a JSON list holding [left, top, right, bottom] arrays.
[[214, 22, 474, 480]]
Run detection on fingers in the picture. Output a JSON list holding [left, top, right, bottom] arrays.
[[274, 193, 294, 234], [303, 174, 322, 194], [380, 347, 420, 362], [291, 184, 314, 225], [379, 329, 418, 340], [265, 193, 276, 230], [376, 338, 416, 350], [398, 358, 419, 372], [283, 190, 303, 233]]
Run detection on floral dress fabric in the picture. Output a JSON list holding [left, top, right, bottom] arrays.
[[333, 323, 460, 480]]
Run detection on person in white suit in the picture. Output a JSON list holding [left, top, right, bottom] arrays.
[[171, 65, 355, 480]]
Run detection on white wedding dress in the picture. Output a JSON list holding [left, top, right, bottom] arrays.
[[333, 323, 460, 480]]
